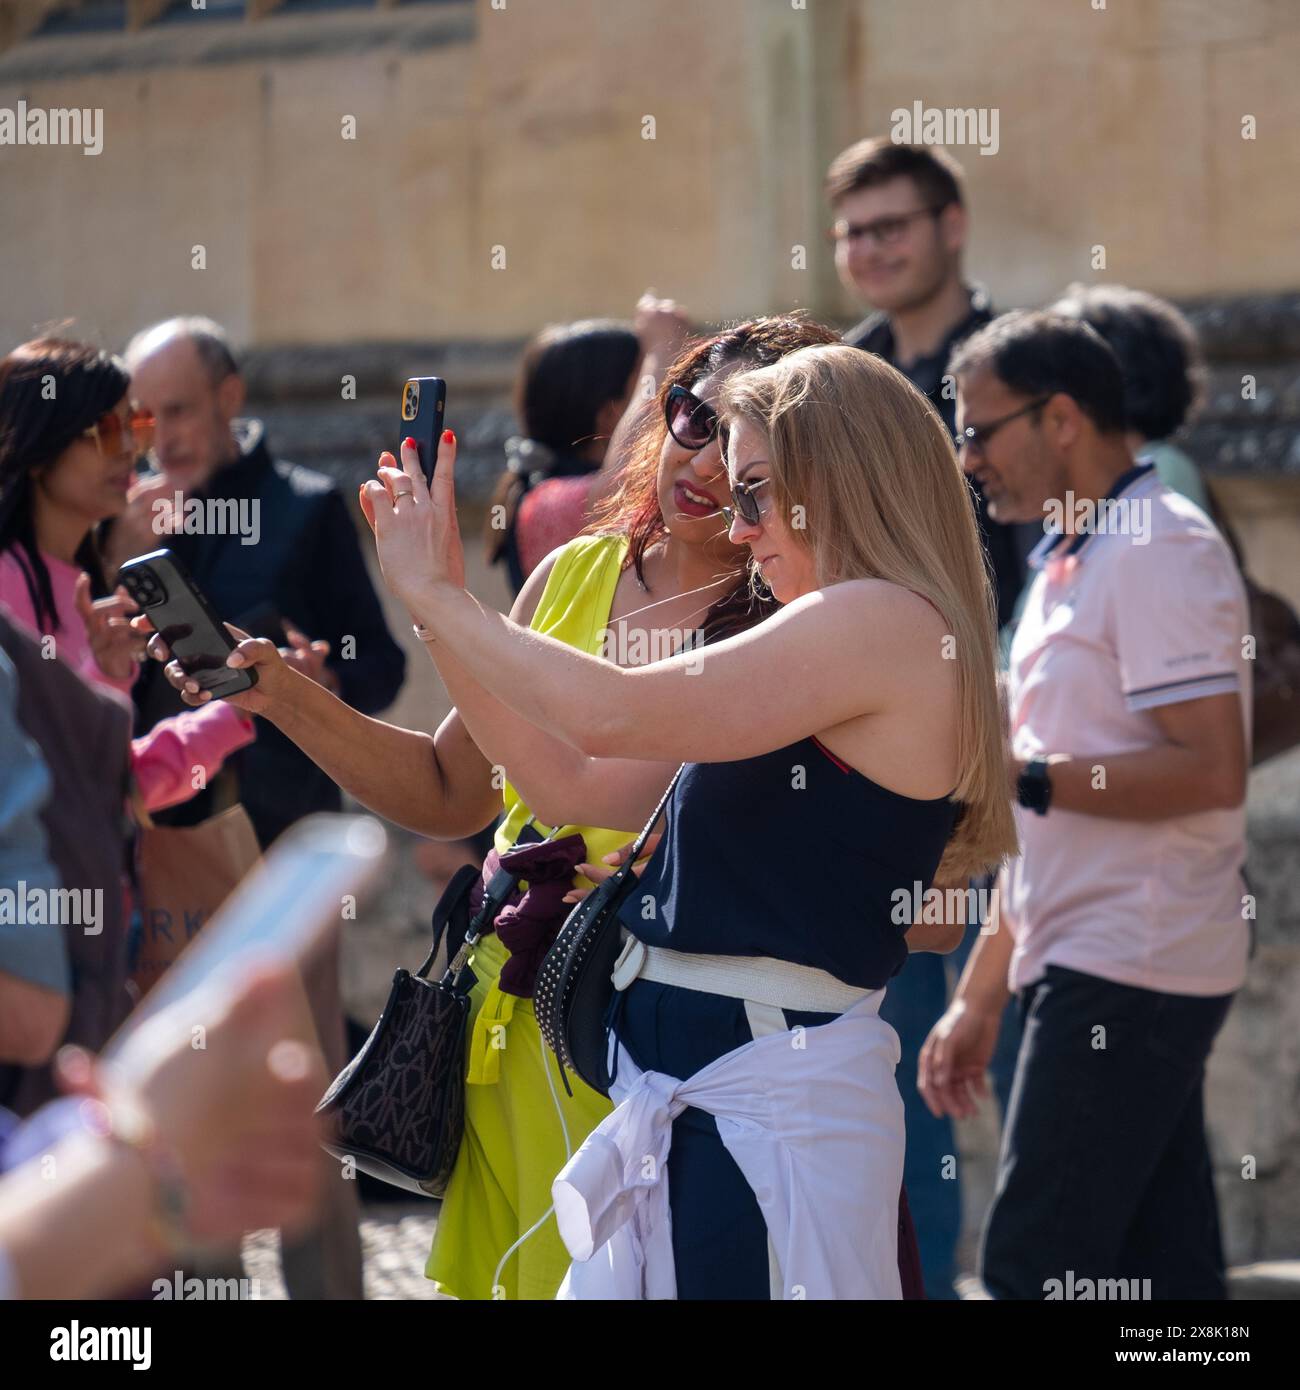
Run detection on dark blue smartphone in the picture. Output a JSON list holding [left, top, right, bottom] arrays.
[[400, 376, 447, 486]]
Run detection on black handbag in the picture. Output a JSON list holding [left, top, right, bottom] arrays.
[[315, 830, 541, 1197], [534, 767, 683, 1097]]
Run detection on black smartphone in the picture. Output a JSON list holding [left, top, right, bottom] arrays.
[[400, 376, 447, 486], [118, 548, 257, 699]]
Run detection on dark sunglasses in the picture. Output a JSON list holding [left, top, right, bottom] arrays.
[[719, 475, 772, 528], [663, 385, 720, 452], [957, 396, 1050, 455], [84, 405, 156, 459]]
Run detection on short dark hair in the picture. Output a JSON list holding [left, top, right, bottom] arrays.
[[1050, 283, 1204, 441], [824, 137, 965, 209], [950, 309, 1128, 436]]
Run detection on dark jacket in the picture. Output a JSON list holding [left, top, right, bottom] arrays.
[[846, 288, 1030, 628], [0, 611, 133, 1116], [134, 421, 406, 846]]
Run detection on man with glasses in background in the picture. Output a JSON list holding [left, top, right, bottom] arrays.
[[826, 137, 1029, 627], [825, 136, 1028, 1299], [925, 311, 1249, 1300]]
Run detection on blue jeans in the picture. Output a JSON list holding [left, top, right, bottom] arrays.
[[882, 921, 1021, 1298]]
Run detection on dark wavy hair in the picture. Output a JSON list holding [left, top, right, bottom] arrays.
[[1051, 283, 1206, 441], [587, 312, 842, 643], [0, 336, 129, 633], [485, 319, 641, 568]]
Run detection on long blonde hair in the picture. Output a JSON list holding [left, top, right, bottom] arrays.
[[718, 344, 1018, 880]]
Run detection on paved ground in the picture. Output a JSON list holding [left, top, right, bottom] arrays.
[[242, 1204, 448, 1300], [241, 1208, 1300, 1300]]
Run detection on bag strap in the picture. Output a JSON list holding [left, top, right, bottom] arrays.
[[628, 767, 686, 861], [601, 763, 686, 888]]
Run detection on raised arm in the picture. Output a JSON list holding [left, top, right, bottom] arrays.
[[364, 435, 942, 767], [418, 545, 677, 833]]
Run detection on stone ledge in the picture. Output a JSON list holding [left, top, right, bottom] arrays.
[[240, 338, 522, 402], [1182, 294, 1300, 363], [0, 1, 474, 81]]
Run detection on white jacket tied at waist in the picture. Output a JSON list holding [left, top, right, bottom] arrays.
[[551, 990, 905, 1299]]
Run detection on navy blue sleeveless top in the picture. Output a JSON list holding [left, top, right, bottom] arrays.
[[617, 737, 961, 990]]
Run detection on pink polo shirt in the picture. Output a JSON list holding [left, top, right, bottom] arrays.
[[1000, 464, 1251, 998]]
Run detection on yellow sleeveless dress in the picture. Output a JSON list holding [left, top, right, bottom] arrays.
[[426, 533, 638, 1300]]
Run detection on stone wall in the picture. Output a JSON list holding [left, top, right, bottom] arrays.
[[2, 0, 1298, 347], [1212, 748, 1300, 1264]]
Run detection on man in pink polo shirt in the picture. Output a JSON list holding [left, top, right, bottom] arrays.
[[920, 310, 1250, 1300]]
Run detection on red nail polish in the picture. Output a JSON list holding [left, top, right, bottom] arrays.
[[403, 437, 418, 451], [442, 429, 455, 444]]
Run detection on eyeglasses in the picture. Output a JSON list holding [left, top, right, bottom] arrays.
[[828, 205, 948, 249], [663, 385, 720, 452], [84, 405, 155, 459], [957, 397, 1051, 456], [720, 476, 772, 528]]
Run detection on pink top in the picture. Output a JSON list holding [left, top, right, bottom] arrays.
[[0, 547, 256, 813], [1001, 467, 1251, 998], [515, 476, 596, 584]]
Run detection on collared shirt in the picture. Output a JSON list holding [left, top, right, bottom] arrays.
[[551, 991, 904, 1300], [1002, 463, 1252, 997], [846, 284, 993, 433]]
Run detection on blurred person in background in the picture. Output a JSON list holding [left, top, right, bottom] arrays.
[[486, 294, 691, 595], [925, 311, 1249, 1300], [0, 338, 258, 1118], [0, 611, 131, 1119], [486, 317, 641, 594], [826, 137, 1029, 1296], [827, 138, 1033, 627], [109, 316, 406, 847], [1051, 282, 1210, 511], [109, 316, 405, 1300], [0, 642, 67, 1070], [0, 338, 256, 814]]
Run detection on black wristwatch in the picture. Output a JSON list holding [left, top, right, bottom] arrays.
[[1016, 757, 1053, 816]]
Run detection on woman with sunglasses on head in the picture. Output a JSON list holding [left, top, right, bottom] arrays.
[[359, 343, 1018, 1299], [0, 338, 254, 812], [153, 316, 956, 1299]]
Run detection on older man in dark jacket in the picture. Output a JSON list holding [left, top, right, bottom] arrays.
[[113, 319, 405, 847], [110, 316, 406, 1300]]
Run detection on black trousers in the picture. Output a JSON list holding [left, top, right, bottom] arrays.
[[981, 964, 1233, 1301]]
